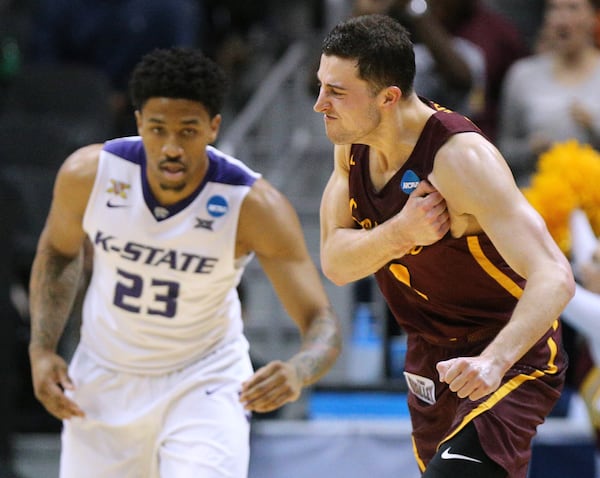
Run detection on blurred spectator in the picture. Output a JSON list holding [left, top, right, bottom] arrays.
[[28, 0, 203, 135], [498, 0, 600, 185], [395, 0, 486, 117], [430, 0, 528, 141], [483, 0, 545, 50]]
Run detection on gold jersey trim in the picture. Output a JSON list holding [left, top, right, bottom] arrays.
[[467, 236, 523, 299]]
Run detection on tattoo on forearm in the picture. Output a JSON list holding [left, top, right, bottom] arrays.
[[29, 248, 83, 351], [292, 306, 342, 385]]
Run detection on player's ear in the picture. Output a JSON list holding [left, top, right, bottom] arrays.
[[381, 86, 401, 106]]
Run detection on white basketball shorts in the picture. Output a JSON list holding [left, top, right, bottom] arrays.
[[60, 337, 254, 478]]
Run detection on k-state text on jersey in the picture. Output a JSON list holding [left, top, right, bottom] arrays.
[[93, 230, 219, 273]]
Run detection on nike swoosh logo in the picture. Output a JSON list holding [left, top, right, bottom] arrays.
[[205, 384, 228, 395], [106, 200, 129, 208], [441, 447, 482, 463]]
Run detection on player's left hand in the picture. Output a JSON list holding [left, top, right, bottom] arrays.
[[436, 355, 504, 401], [239, 360, 303, 412]]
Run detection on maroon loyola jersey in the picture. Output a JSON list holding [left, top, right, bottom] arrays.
[[348, 101, 565, 477], [348, 101, 526, 346]]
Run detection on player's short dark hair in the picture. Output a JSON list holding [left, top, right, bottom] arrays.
[[129, 47, 227, 117], [321, 14, 416, 96]]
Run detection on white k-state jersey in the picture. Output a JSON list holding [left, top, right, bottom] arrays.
[[81, 137, 260, 374]]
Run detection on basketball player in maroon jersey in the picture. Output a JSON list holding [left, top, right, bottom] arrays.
[[314, 14, 574, 478]]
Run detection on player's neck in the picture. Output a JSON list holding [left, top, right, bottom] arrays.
[[360, 94, 433, 174]]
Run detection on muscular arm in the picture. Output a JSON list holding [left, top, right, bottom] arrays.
[[319, 144, 449, 285], [237, 178, 342, 412], [430, 133, 575, 399], [29, 144, 100, 419]]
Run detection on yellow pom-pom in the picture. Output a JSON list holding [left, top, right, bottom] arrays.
[[522, 140, 600, 256]]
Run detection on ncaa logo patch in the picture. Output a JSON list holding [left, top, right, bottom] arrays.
[[207, 195, 229, 217], [400, 170, 420, 194]]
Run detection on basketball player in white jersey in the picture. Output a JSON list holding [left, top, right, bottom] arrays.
[[28, 47, 342, 478]]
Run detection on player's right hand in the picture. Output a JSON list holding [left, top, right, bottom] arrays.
[[29, 348, 85, 420], [395, 180, 450, 247]]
